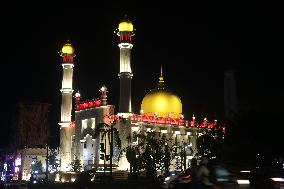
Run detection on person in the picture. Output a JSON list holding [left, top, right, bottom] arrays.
[[187, 158, 198, 181], [175, 158, 199, 189], [186, 157, 201, 189], [196, 156, 214, 189]]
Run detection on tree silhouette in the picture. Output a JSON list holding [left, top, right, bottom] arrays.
[[48, 149, 60, 173], [70, 156, 82, 173], [124, 131, 175, 180], [31, 160, 43, 174], [196, 128, 225, 159]]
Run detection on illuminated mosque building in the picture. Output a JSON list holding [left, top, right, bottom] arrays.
[[58, 19, 224, 172]]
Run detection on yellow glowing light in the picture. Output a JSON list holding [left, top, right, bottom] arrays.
[[75, 91, 81, 98], [118, 21, 134, 32], [100, 86, 107, 92], [61, 43, 74, 55], [141, 91, 182, 118]]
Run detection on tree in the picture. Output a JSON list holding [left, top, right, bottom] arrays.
[[196, 128, 225, 159], [163, 142, 172, 174], [31, 160, 43, 174], [124, 131, 175, 180], [48, 149, 60, 173], [70, 156, 82, 173]]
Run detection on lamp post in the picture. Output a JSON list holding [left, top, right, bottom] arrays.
[[45, 144, 49, 181]]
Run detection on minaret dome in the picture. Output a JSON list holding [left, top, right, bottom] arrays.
[[118, 21, 134, 32], [61, 43, 74, 55]]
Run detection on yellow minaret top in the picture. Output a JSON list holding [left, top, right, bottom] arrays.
[[141, 66, 182, 118], [118, 21, 134, 32], [61, 43, 74, 55]]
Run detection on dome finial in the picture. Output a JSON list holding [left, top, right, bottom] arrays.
[[157, 65, 165, 89], [159, 65, 164, 84]]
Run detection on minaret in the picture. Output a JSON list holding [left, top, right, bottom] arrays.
[[59, 42, 75, 171], [115, 18, 135, 117], [100, 86, 108, 106], [224, 70, 238, 122]]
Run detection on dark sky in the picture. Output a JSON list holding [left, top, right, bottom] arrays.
[[0, 2, 283, 159]]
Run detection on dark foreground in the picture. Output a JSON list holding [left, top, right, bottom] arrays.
[[25, 180, 161, 189]]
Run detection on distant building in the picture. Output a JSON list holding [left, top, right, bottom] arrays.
[[12, 102, 50, 149], [0, 147, 60, 182], [2, 152, 15, 182], [5, 102, 52, 181]]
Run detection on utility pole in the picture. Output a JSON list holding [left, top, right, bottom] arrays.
[[180, 146, 183, 172], [110, 123, 113, 180], [104, 137, 106, 177], [183, 144, 186, 171]]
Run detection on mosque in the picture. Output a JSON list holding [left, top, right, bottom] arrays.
[[58, 19, 224, 173]]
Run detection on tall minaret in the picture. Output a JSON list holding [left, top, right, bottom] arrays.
[[224, 70, 238, 122], [115, 18, 135, 117], [59, 42, 75, 171]]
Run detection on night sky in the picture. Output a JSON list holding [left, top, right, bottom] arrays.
[[1, 2, 283, 162]]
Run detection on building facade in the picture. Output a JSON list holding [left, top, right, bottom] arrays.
[[58, 19, 224, 173]]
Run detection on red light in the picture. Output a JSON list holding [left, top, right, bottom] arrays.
[[69, 122, 75, 128], [63, 56, 73, 63], [127, 114, 223, 131], [94, 100, 101, 106]]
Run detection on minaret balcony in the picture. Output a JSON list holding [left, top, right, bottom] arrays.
[[60, 88, 74, 93], [118, 43, 133, 49]]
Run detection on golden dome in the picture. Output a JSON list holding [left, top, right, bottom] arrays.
[[141, 66, 182, 118], [118, 21, 133, 32], [61, 43, 74, 55]]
